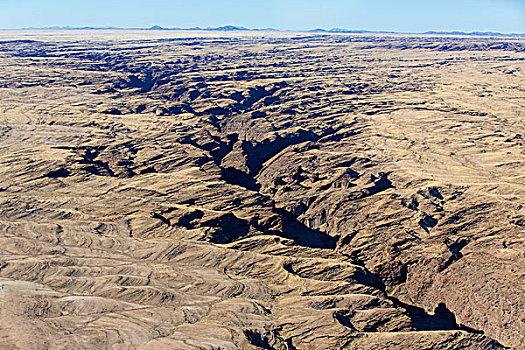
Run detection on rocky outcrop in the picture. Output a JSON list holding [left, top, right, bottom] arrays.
[[0, 31, 523, 349]]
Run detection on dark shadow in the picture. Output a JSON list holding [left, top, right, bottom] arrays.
[[201, 213, 251, 244], [347, 172, 393, 201], [366, 172, 393, 195], [440, 238, 470, 271], [419, 213, 438, 232], [151, 212, 171, 226], [273, 208, 338, 249], [176, 210, 204, 229], [333, 310, 356, 330], [139, 167, 157, 175], [209, 133, 238, 164], [243, 330, 275, 350], [46, 168, 70, 178], [220, 167, 261, 192], [428, 187, 444, 200], [388, 298, 484, 334]]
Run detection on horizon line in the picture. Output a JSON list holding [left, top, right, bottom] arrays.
[[1, 25, 524, 37]]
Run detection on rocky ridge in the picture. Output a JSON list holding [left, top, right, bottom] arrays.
[[0, 32, 523, 349]]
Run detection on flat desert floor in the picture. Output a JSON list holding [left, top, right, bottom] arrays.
[[0, 30, 524, 349]]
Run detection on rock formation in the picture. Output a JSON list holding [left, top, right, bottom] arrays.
[[0, 31, 523, 349]]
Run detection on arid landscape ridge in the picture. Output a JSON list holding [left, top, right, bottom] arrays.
[[0, 30, 523, 349]]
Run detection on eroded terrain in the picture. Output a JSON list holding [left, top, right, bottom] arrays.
[[0, 30, 524, 349]]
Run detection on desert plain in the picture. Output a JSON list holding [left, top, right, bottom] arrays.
[[0, 30, 524, 349]]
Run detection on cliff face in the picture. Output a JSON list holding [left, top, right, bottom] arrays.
[[0, 31, 523, 349]]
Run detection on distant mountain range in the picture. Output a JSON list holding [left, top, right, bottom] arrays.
[[421, 30, 525, 37], [17, 25, 524, 37], [21, 25, 277, 32], [149, 25, 277, 32], [310, 28, 524, 37]]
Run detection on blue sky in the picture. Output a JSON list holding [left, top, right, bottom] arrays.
[[1, 0, 524, 32]]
